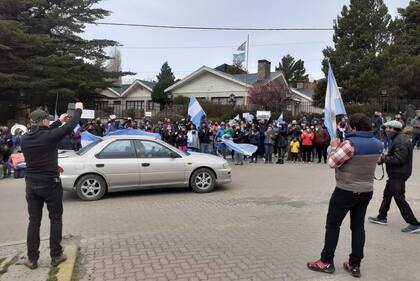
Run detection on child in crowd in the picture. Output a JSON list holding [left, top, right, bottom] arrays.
[[290, 137, 300, 163]]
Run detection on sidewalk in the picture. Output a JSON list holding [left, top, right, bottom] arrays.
[[0, 235, 79, 281]]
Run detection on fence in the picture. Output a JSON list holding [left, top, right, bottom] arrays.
[[94, 103, 161, 119]]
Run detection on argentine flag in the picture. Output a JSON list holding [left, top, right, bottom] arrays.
[[107, 129, 161, 139], [276, 112, 284, 126], [188, 96, 206, 129], [222, 139, 257, 157], [324, 63, 346, 138], [81, 131, 102, 147]]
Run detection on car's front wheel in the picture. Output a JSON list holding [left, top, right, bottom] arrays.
[[190, 168, 216, 193], [76, 174, 107, 201]]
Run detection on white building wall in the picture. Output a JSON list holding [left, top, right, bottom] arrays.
[[171, 72, 249, 104]]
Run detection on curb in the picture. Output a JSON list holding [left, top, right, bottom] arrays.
[[0, 255, 15, 274], [55, 245, 78, 281]]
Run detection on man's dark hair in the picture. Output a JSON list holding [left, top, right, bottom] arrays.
[[349, 113, 372, 132]]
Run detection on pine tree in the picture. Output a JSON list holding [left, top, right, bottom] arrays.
[[380, 0, 420, 99], [152, 62, 176, 109], [0, 0, 126, 119], [322, 0, 391, 103], [275, 55, 309, 87], [156, 62, 175, 83]]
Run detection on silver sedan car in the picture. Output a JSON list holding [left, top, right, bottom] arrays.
[[58, 135, 231, 201]]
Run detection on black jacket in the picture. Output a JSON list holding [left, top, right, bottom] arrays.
[[21, 109, 82, 179], [384, 132, 413, 180], [198, 127, 212, 144]]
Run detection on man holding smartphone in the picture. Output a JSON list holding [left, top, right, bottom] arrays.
[[21, 102, 83, 269]]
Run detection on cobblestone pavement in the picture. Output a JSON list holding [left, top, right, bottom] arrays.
[[0, 151, 419, 281]]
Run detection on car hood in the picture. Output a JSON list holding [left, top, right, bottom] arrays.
[[186, 152, 227, 164]]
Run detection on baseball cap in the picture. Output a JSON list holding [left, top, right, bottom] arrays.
[[30, 110, 53, 123], [383, 120, 402, 129]]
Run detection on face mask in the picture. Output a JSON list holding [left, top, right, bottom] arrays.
[[386, 129, 397, 138]]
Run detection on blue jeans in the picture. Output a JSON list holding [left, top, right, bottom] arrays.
[[216, 142, 226, 158], [200, 143, 212, 154], [264, 144, 273, 162]]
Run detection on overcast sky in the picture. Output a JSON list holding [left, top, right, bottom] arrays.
[[83, 0, 410, 83]]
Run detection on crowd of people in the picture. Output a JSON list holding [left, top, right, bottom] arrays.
[[77, 115, 333, 165], [1, 110, 419, 179]]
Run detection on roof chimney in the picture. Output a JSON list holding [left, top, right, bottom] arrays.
[[257, 60, 271, 81]]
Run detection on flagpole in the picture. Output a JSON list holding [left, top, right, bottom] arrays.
[[55, 91, 59, 113], [243, 34, 249, 88], [246, 34, 250, 74]]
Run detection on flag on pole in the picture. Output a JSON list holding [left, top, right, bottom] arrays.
[[237, 41, 247, 51], [188, 96, 206, 129], [324, 63, 346, 138], [276, 112, 284, 126], [233, 52, 245, 63]]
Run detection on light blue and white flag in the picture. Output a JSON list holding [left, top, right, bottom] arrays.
[[107, 129, 161, 139], [233, 52, 245, 63], [324, 63, 346, 138], [188, 96, 206, 129], [81, 131, 102, 147], [237, 41, 247, 51], [222, 139, 257, 157], [276, 112, 284, 126], [73, 124, 80, 134]]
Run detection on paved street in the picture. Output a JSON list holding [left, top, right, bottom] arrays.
[[0, 152, 419, 281]]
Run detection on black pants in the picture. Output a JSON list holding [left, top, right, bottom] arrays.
[[25, 177, 63, 262], [302, 145, 312, 162], [315, 144, 328, 163], [277, 147, 286, 162], [378, 178, 420, 225], [321, 188, 372, 267]]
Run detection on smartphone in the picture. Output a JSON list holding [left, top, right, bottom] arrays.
[[67, 103, 75, 117]]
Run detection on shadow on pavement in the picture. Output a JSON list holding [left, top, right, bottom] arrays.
[[63, 183, 231, 202]]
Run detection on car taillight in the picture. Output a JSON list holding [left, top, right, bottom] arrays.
[[58, 166, 64, 173]]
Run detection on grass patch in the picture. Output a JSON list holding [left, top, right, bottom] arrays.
[[46, 266, 59, 281], [0, 258, 6, 266]]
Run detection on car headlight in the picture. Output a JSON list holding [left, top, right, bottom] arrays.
[[223, 162, 230, 169]]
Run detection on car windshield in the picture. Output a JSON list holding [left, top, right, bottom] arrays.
[[76, 139, 103, 156]]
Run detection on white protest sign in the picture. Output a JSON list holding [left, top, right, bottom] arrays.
[[242, 112, 250, 119], [256, 111, 271, 120], [145, 111, 152, 117], [81, 109, 95, 119]]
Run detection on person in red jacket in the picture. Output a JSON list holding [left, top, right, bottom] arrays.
[[301, 127, 315, 162]]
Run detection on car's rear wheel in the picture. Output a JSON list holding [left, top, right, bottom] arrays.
[[76, 174, 106, 201], [190, 168, 216, 193]]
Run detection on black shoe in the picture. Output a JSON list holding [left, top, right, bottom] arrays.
[[368, 216, 388, 225], [51, 254, 67, 267], [343, 261, 361, 278]]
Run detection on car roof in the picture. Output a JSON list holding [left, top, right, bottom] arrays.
[[102, 135, 159, 141]]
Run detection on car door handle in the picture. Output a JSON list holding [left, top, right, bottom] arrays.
[[96, 164, 104, 168], [142, 163, 150, 167]]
